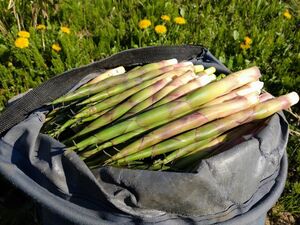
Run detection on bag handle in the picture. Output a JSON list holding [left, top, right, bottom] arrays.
[[0, 45, 229, 136]]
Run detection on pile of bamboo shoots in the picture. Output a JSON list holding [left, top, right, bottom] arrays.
[[43, 59, 299, 171]]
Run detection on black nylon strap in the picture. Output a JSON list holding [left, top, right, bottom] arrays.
[[0, 45, 207, 135]]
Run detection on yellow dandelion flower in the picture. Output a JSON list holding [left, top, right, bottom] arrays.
[[155, 25, 167, 34], [52, 43, 61, 52], [244, 36, 252, 45], [18, 31, 30, 38], [138, 19, 151, 29], [174, 17, 186, 25], [240, 43, 250, 50], [36, 24, 46, 30], [60, 26, 71, 34], [161, 15, 170, 21], [15, 37, 29, 48], [283, 9, 292, 19]]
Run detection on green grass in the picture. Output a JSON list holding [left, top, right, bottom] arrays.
[[0, 0, 299, 224]]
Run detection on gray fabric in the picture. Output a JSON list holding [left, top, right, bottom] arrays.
[[67, 72, 101, 94], [0, 109, 288, 224]]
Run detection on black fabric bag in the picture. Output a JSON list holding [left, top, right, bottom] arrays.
[[0, 46, 288, 225]]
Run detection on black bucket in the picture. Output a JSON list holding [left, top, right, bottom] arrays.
[[0, 46, 289, 225]]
